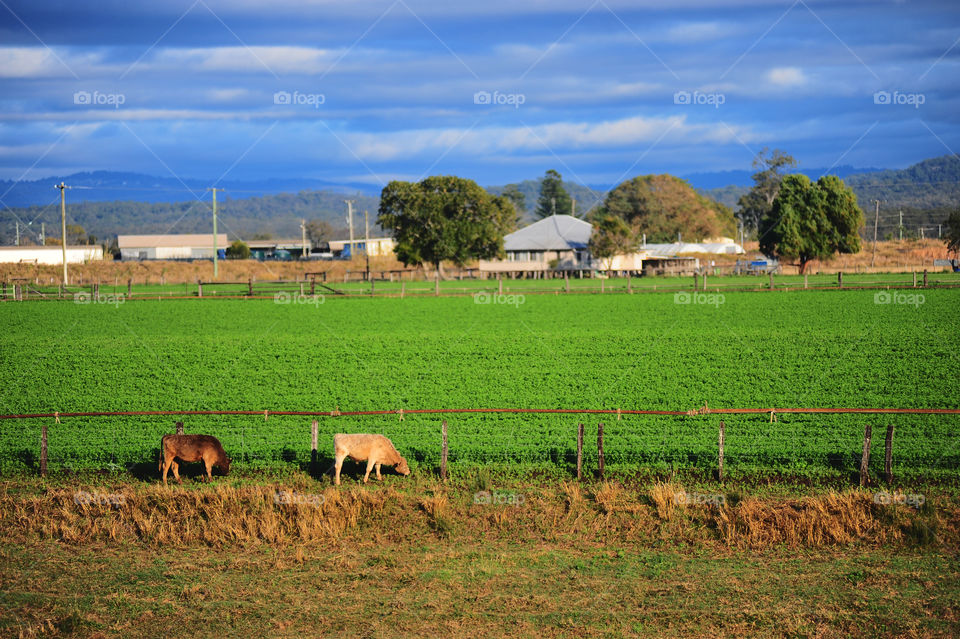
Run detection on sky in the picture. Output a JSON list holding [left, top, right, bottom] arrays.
[[0, 0, 958, 192]]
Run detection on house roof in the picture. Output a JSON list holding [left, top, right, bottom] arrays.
[[504, 215, 592, 251], [117, 234, 228, 249]]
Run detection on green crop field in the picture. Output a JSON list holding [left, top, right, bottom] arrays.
[[0, 288, 957, 480]]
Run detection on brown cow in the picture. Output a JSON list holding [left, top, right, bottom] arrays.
[[330, 433, 410, 485], [159, 434, 231, 485]]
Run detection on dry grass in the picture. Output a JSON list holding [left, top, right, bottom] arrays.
[[0, 480, 953, 551], [648, 482, 685, 521]]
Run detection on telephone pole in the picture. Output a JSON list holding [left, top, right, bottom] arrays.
[[363, 209, 370, 281], [55, 182, 69, 284], [40, 222, 44, 245], [300, 219, 308, 258], [898, 210, 903, 241], [207, 188, 223, 279], [871, 199, 880, 267], [14, 221, 19, 246], [344, 200, 355, 258]]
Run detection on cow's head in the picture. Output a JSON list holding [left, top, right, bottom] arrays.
[[395, 457, 410, 476], [220, 456, 232, 476]]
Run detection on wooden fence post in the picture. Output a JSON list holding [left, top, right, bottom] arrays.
[[498, 274, 503, 296], [197, 280, 203, 298], [565, 272, 570, 294], [804, 273, 808, 289], [600, 278, 605, 294], [923, 269, 928, 287], [435, 273, 440, 296], [440, 420, 448, 481], [576, 423, 584, 480], [718, 420, 725, 481], [838, 272, 843, 288], [248, 277, 253, 296], [859, 423, 872, 486], [311, 419, 319, 467], [768, 271, 774, 290], [627, 272, 632, 294], [597, 422, 605, 479], [127, 279, 132, 298], [1, 281, 5, 299], [913, 272, 917, 288], [299, 282, 304, 296], [176, 421, 184, 435], [40, 423, 48, 476], [401, 281, 405, 298], [370, 279, 375, 297], [693, 272, 698, 291], [93, 282, 99, 300], [884, 424, 894, 484]]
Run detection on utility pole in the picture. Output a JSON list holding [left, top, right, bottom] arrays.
[[551, 197, 556, 217], [871, 199, 880, 267], [40, 222, 44, 245], [899, 210, 903, 242], [939, 224, 942, 239], [14, 221, 19, 246], [55, 182, 69, 284], [363, 209, 370, 281], [920, 227, 924, 240], [571, 199, 575, 217], [300, 219, 308, 258], [344, 200, 355, 258], [208, 187, 223, 279]]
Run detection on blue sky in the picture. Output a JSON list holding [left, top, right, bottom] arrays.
[[0, 0, 958, 190]]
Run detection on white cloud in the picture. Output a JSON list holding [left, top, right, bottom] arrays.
[[766, 66, 807, 87]]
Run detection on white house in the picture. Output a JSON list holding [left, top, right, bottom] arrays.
[[479, 215, 592, 273]]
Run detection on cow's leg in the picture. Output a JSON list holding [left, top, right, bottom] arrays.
[[334, 453, 347, 486], [204, 457, 213, 482], [161, 455, 172, 485], [172, 461, 182, 484], [363, 458, 375, 483], [375, 462, 383, 480]]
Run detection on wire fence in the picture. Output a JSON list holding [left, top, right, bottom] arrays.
[[1, 407, 958, 482]]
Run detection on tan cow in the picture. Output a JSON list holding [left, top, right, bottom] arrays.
[[159, 434, 231, 485], [330, 433, 410, 485]]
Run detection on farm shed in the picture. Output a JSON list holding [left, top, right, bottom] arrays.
[[479, 214, 592, 273], [117, 234, 228, 260], [0, 245, 103, 264]]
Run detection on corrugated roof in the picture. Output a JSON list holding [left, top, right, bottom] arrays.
[[117, 234, 228, 249], [504, 215, 592, 251]]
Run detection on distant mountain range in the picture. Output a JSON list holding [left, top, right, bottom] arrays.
[[0, 171, 379, 208], [0, 156, 956, 245]]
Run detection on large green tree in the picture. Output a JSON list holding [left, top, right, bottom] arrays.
[[591, 174, 736, 244], [759, 174, 863, 274], [737, 148, 797, 235], [535, 169, 574, 219], [378, 176, 513, 274]]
